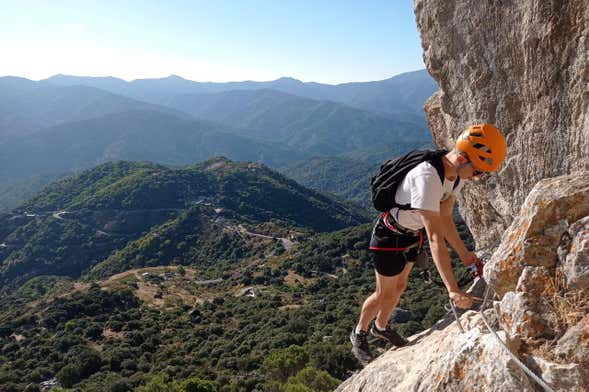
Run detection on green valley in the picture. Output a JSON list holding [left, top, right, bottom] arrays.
[[0, 220, 473, 391], [0, 156, 476, 391]]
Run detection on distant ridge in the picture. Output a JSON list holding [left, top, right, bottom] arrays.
[[167, 88, 430, 155], [0, 109, 306, 185], [0, 70, 436, 213], [43, 69, 437, 117], [0, 76, 187, 142]]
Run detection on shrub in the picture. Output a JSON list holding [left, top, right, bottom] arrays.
[[286, 367, 340, 392], [261, 345, 309, 383], [56, 363, 82, 387], [179, 377, 218, 392]]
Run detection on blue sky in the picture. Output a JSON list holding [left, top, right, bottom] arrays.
[[0, 0, 424, 84]]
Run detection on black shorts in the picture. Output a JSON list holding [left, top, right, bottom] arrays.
[[369, 213, 423, 277]]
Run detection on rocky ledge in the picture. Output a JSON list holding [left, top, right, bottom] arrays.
[[339, 173, 589, 391]]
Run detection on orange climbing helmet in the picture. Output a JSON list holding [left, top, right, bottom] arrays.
[[455, 123, 506, 172]]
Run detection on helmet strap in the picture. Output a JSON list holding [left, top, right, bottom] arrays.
[[452, 150, 477, 176]]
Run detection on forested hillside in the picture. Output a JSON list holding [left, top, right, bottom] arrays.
[[281, 141, 437, 208], [1, 159, 366, 290], [0, 220, 474, 391], [0, 110, 307, 188]]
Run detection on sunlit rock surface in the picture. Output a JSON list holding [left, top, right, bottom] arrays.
[[415, 0, 589, 250], [484, 173, 589, 297], [338, 0, 588, 388], [336, 312, 535, 392]]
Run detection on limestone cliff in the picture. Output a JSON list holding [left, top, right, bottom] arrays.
[[338, 173, 589, 391], [338, 1, 588, 390], [415, 0, 588, 250]]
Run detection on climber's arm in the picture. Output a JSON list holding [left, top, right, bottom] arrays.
[[419, 209, 474, 309], [440, 195, 471, 263], [419, 210, 459, 291]]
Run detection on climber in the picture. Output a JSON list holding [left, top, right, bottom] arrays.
[[350, 124, 507, 365]]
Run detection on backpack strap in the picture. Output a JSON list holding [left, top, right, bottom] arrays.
[[427, 153, 446, 185], [396, 151, 459, 211], [395, 149, 448, 211], [428, 150, 461, 191], [453, 177, 461, 190]]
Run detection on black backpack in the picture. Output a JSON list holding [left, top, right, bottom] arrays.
[[370, 149, 459, 212]]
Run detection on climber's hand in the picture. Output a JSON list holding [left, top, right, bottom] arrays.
[[460, 251, 479, 266], [449, 291, 482, 309]]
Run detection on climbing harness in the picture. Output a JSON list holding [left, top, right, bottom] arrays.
[[368, 211, 424, 252]]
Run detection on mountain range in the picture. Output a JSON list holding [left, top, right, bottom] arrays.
[[0, 109, 305, 185], [166, 89, 428, 155], [0, 70, 437, 212], [0, 76, 185, 143], [43, 69, 436, 118]]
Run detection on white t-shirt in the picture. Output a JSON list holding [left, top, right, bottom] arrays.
[[391, 161, 464, 231]]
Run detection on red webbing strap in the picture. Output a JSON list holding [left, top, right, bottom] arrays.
[[369, 246, 410, 251], [369, 211, 423, 252], [382, 211, 398, 233]]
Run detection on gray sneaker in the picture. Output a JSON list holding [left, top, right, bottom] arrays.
[[350, 328, 373, 365], [370, 323, 408, 347]]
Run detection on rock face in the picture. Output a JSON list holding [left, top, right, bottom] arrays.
[[561, 216, 589, 289], [340, 173, 589, 391], [414, 0, 589, 250], [530, 356, 586, 392], [554, 315, 589, 365], [339, 1, 588, 390], [336, 312, 536, 392], [484, 173, 589, 297], [485, 173, 589, 346]]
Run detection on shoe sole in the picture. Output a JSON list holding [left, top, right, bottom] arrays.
[[350, 332, 373, 366], [350, 347, 371, 366], [370, 329, 408, 347]]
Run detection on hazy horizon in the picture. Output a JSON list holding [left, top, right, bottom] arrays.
[[2, 67, 428, 85], [1, 1, 424, 84]]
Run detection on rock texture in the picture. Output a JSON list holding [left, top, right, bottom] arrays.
[[562, 216, 589, 289], [530, 357, 586, 392], [484, 173, 589, 297], [484, 173, 589, 345], [554, 315, 589, 365], [496, 291, 553, 339], [336, 311, 536, 392], [415, 0, 589, 250]]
